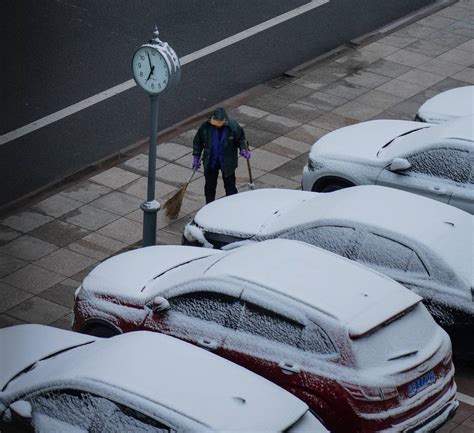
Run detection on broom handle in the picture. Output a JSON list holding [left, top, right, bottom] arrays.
[[188, 167, 198, 184], [245, 141, 253, 184]]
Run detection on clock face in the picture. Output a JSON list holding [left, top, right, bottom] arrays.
[[132, 46, 170, 94]]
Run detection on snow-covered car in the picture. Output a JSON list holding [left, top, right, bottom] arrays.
[[301, 115, 474, 214], [73, 239, 458, 433], [416, 86, 474, 124], [182, 186, 474, 358], [0, 325, 326, 433]]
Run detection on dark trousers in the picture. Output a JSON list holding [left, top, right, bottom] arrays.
[[204, 163, 237, 204]]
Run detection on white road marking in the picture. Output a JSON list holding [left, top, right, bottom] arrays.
[[457, 392, 474, 406], [0, 0, 329, 146]]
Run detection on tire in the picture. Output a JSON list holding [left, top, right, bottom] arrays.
[[312, 178, 354, 193], [84, 324, 120, 338]]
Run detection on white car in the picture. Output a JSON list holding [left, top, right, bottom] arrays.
[[182, 186, 474, 358], [0, 325, 327, 433], [73, 239, 458, 432], [302, 115, 474, 214], [416, 86, 474, 124]]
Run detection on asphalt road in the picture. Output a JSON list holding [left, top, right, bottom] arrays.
[[1, 0, 435, 207]]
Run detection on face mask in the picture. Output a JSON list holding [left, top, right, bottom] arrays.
[[210, 118, 225, 128]]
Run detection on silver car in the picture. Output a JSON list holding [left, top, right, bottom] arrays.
[[302, 115, 474, 214]]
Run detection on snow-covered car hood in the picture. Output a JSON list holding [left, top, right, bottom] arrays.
[[0, 325, 96, 390], [3, 329, 313, 431], [82, 246, 220, 299], [309, 120, 430, 163], [193, 188, 314, 236], [417, 86, 474, 123]]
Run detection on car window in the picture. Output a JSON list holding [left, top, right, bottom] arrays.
[[169, 291, 242, 328], [406, 148, 470, 183], [354, 232, 428, 276], [237, 302, 303, 347], [299, 323, 337, 355], [25, 390, 170, 433], [280, 226, 355, 256]]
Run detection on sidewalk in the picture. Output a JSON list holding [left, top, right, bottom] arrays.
[[1, 2, 473, 425]]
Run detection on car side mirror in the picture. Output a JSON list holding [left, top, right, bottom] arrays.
[[9, 401, 33, 430], [388, 158, 411, 172], [152, 296, 170, 313]]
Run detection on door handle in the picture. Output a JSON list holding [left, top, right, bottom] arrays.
[[430, 185, 446, 194], [197, 337, 218, 350], [278, 361, 300, 375]]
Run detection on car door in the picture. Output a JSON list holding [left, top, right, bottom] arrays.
[[447, 149, 474, 214], [376, 147, 470, 204], [147, 290, 242, 358]]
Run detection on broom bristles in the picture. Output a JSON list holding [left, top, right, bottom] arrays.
[[162, 183, 189, 219]]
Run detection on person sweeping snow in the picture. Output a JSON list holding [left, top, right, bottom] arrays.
[[192, 107, 250, 203]]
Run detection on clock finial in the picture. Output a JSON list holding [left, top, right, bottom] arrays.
[[150, 25, 163, 46]]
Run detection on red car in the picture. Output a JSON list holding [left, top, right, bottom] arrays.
[[73, 240, 458, 432]]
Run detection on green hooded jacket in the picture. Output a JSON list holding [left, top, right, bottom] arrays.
[[192, 108, 246, 177]]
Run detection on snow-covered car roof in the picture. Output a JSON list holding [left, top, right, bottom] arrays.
[[417, 86, 474, 124], [192, 186, 472, 287], [2, 325, 310, 431]]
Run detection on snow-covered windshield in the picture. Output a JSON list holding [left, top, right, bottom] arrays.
[[351, 304, 438, 369], [376, 127, 427, 156], [27, 390, 169, 433]]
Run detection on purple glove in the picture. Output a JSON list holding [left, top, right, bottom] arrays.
[[240, 148, 251, 160], [192, 155, 201, 170]]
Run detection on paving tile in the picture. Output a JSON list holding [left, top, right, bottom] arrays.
[[418, 14, 457, 29], [418, 57, 467, 76], [333, 100, 385, 121], [89, 191, 142, 216], [121, 177, 177, 200], [366, 59, 413, 78], [34, 248, 97, 278], [60, 180, 112, 203], [67, 232, 128, 261], [234, 163, 266, 186], [386, 99, 424, 119], [120, 154, 168, 176], [0, 210, 53, 233], [445, 20, 474, 38], [0, 255, 27, 278], [353, 90, 404, 110], [230, 105, 269, 124], [247, 93, 293, 112], [39, 278, 80, 309], [155, 142, 192, 162], [262, 137, 311, 158], [376, 79, 425, 98], [252, 114, 302, 136], [7, 296, 70, 325], [71, 264, 98, 283], [1, 264, 65, 294], [156, 163, 200, 187], [187, 176, 226, 199], [397, 69, 445, 87], [437, 4, 473, 20], [96, 217, 143, 245], [452, 67, 474, 83], [319, 80, 370, 100], [254, 173, 300, 190], [0, 235, 58, 261], [438, 48, 474, 66], [273, 84, 315, 101], [409, 88, 440, 104], [334, 49, 382, 65], [270, 159, 306, 181], [275, 102, 325, 123], [429, 77, 470, 92], [344, 70, 392, 89], [89, 167, 141, 189], [457, 39, 474, 52], [156, 230, 182, 246], [168, 128, 198, 148], [0, 281, 32, 312], [361, 41, 401, 56], [385, 49, 433, 67], [243, 126, 280, 148], [0, 225, 20, 246], [0, 314, 26, 328], [162, 216, 193, 237], [29, 220, 89, 247], [393, 22, 437, 39], [452, 402, 473, 424], [462, 414, 474, 429], [310, 112, 358, 131], [299, 91, 349, 111], [377, 34, 418, 48], [424, 30, 472, 49], [32, 194, 83, 218], [62, 204, 120, 231], [405, 39, 452, 57], [49, 312, 74, 331], [247, 149, 290, 172]]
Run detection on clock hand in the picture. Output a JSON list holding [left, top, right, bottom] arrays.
[[146, 65, 155, 82], [147, 52, 152, 68]]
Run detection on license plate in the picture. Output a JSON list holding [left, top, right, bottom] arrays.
[[407, 371, 436, 397]]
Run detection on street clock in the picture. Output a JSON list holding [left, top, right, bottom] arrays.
[[132, 28, 180, 95]]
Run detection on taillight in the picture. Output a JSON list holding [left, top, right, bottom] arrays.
[[442, 350, 452, 367], [340, 382, 399, 401]]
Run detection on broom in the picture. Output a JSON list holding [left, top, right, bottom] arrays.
[[162, 168, 198, 219], [245, 141, 255, 190]]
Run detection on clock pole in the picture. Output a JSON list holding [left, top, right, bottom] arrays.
[[141, 93, 160, 247], [132, 27, 181, 247]]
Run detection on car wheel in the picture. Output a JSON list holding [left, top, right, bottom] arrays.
[[312, 178, 354, 193], [84, 324, 120, 338]]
